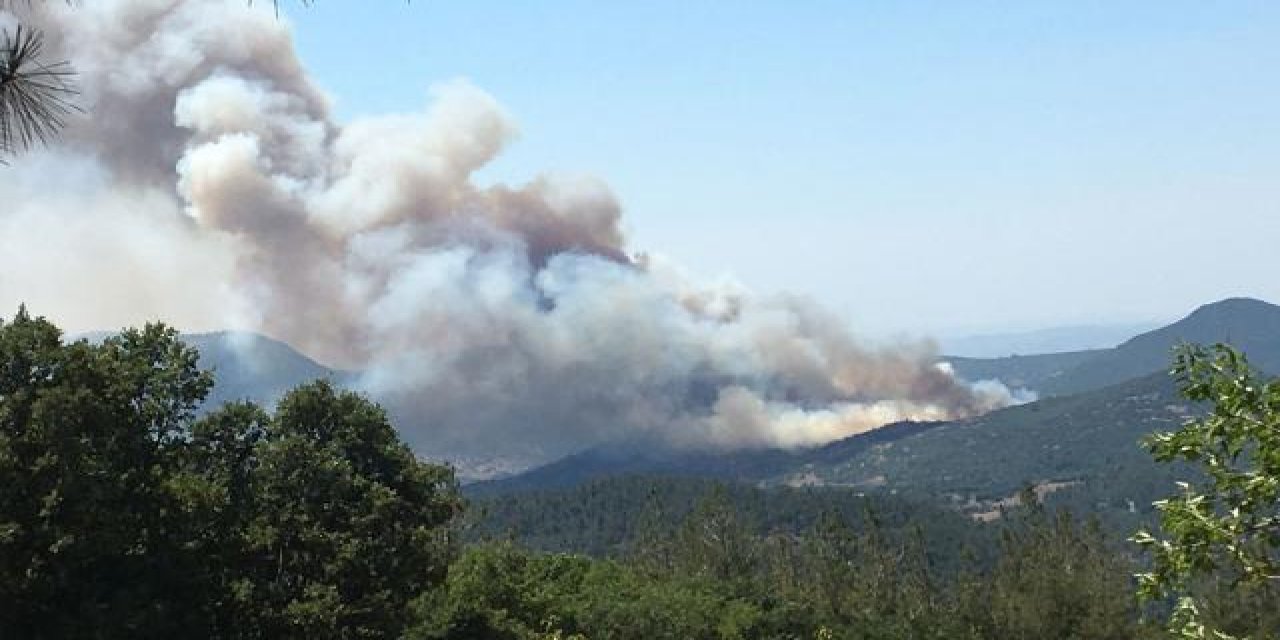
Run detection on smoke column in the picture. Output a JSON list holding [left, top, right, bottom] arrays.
[[0, 0, 1026, 467]]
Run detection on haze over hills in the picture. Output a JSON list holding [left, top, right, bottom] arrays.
[[182, 332, 349, 409], [940, 322, 1160, 358], [481, 297, 1276, 522], [96, 296, 1273, 486], [943, 350, 1106, 395], [77, 330, 344, 410], [947, 297, 1280, 396], [476, 372, 1191, 520], [1041, 297, 1280, 394], [766, 372, 1191, 512]]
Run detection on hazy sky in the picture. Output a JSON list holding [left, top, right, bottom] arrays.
[[286, 1, 1279, 337]]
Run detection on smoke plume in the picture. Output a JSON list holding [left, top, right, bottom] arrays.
[[1, 0, 1024, 465]]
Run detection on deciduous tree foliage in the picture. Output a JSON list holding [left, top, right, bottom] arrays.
[[0, 308, 462, 638], [1135, 344, 1280, 639]]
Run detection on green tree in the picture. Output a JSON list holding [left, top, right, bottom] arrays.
[[0, 308, 463, 638], [234, 380, 463, 638], [669, 486, 759, 589], [0, 309, 214, 636], [1134, 344, 1280, 639], [987, 491, 1137, 640]]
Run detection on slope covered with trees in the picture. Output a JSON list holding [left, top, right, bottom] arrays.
[[1044, 297, 1280, 395], [483, 372, 1196, 529], [766, 372, 1192, 513], [945, 297, 1280, 396], [465, 475, 987, 563], [423, 491, 1151, 640]]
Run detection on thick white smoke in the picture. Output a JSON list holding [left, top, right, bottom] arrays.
[[1, 0, 1025, 464]]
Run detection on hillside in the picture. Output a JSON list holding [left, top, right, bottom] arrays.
[[944, 349, 1105, 392], [946, 297, 1280, 396], [470, 420, 943, 495], [466, 475, 990, 563], [1043, 297, 1280, 395], [767, 371, 1195, 520], [487, 370, 1202, 526]]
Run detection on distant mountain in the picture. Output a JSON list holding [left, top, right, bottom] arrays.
[[181, 331, 348, 409], [466, 441, 802, 495], [947, 297, 1280, 396], [79, 296, 1277, 503], [73, 329, 344, 409], [1043, 297, 1280, 395], [941, 322, 1159, 358], [944, 349, 1106, 392], [487, 369, 1199, 528]]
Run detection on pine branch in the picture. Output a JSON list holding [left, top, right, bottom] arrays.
[[0, 25, 78, 159]]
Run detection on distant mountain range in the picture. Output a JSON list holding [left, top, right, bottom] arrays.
[[476, 297, 1278, 526], [939, 322, 1159, 358], [474, 372, 1189, 518], [947, 297, 1280, 396], [76, 297, 1278, 495]]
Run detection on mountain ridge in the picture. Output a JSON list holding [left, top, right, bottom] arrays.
[[947, 296, 1280, 396], [483, 297, 1280, 517], [940, 321, 1159, 358]]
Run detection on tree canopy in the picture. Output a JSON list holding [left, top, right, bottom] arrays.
[[0, 308, 463, 638], [1135, 344, 1280, 639]]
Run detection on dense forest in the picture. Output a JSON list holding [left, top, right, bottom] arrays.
[[1, 309, 1277, 638]]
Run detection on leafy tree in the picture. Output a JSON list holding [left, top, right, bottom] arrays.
[[1134, 344, 1280, 639], [234, 380, 463, 637], [0, 308, 462, 638], [0, 309, 214, 636]]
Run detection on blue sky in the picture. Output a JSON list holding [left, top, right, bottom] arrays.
[[285, 1, 1280, 337]]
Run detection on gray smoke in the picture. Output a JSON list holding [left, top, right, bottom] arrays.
[[1, 0, 1027, 464]]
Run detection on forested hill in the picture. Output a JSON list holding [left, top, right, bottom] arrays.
[[465, 475, 989, 563], [468, 420, 942, 496], [482, 370, 1198, 528], [765, 371, 1194, 518], [943, 349, 1105, 393], [1041, 297, 1280, 394], [946, 296, 1280, 396]]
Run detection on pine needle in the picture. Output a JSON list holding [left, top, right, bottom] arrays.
[[0, 25, 78, 158]]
